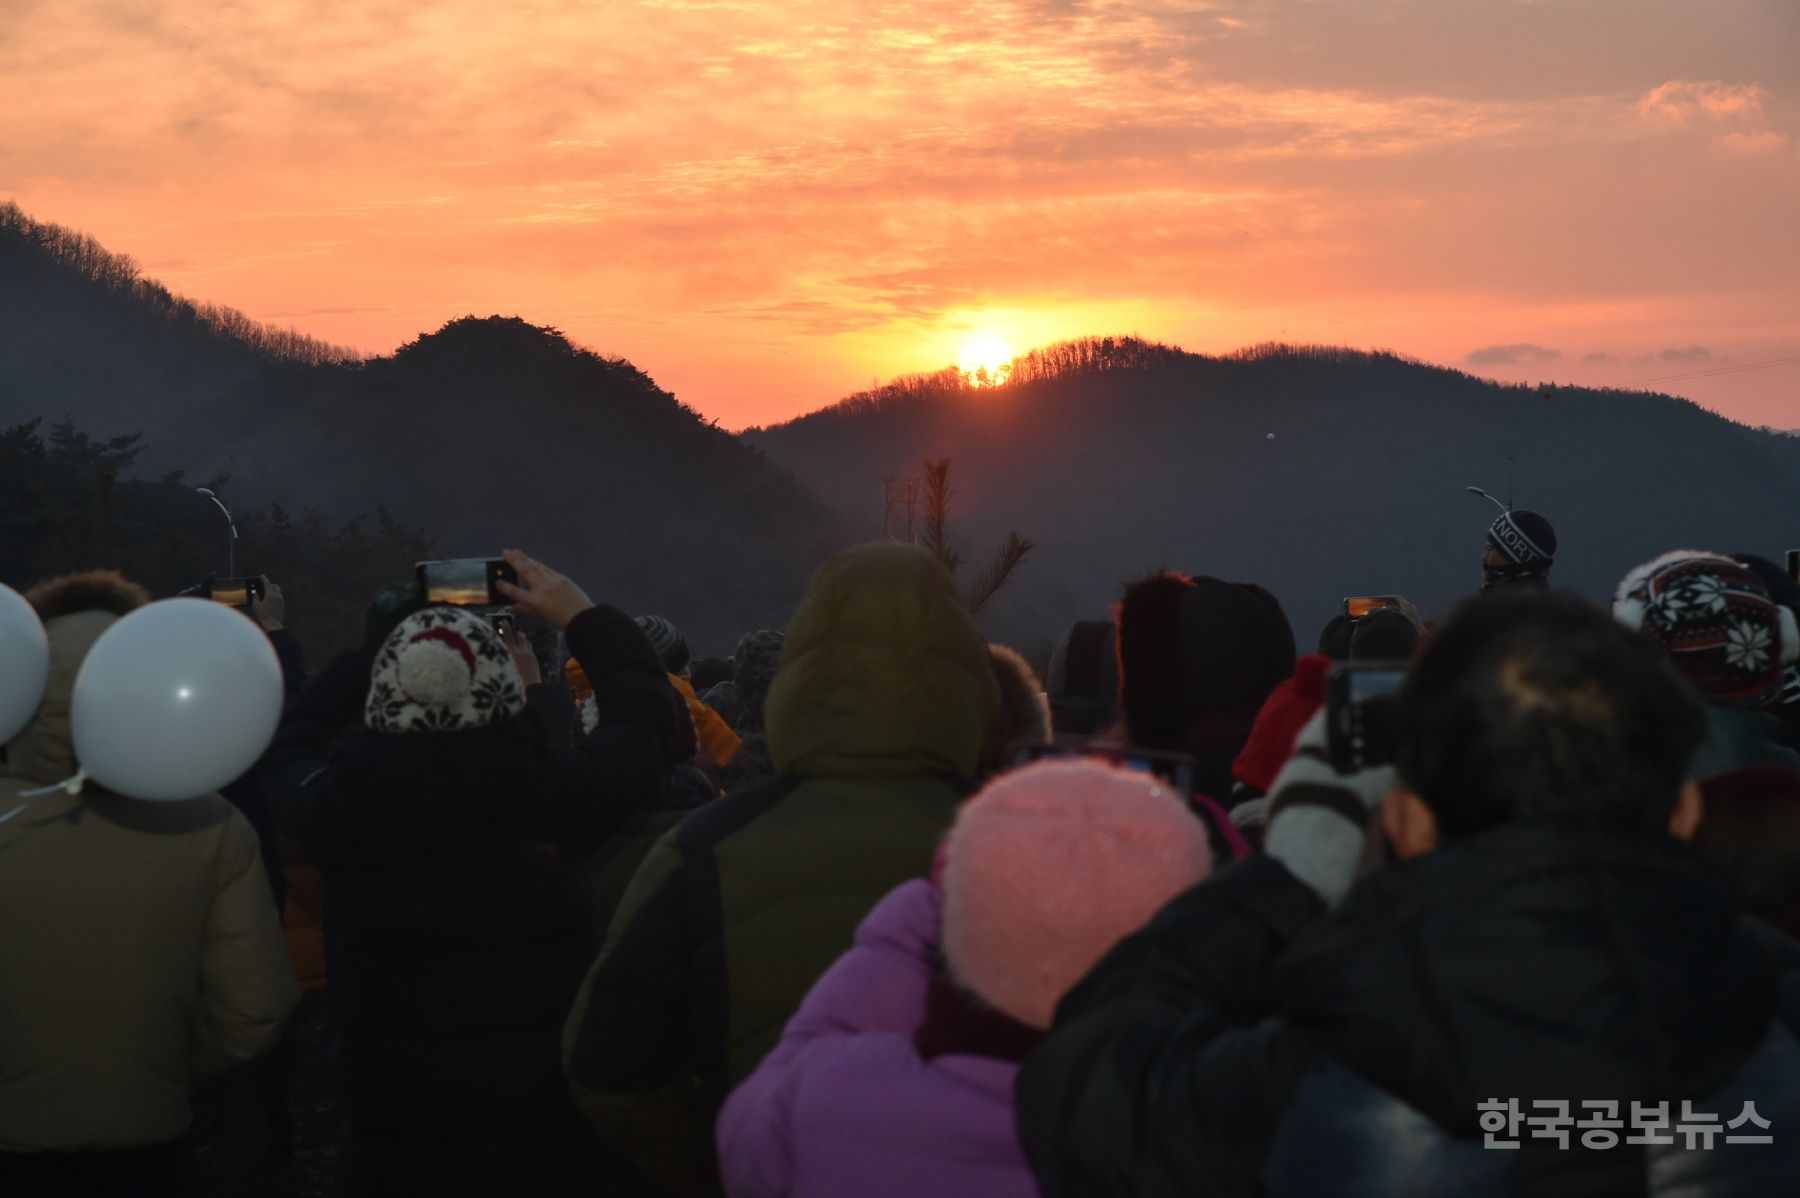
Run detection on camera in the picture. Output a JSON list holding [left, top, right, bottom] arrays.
[[1325, 661, 1408, 773]]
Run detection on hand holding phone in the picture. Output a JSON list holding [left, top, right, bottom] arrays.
[[496, 616, 541, 686], [248, 578, 285, 632], [493, 549, 594, 632]]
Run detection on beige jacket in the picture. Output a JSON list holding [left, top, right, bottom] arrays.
[[0, 604, 299, 1151]]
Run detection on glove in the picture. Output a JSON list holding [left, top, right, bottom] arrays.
[[1261, 710, 1395, 908]]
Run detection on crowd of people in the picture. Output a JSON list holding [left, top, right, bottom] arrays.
[[2, 497, 1799, 1197]]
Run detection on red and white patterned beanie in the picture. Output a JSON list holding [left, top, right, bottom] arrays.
[[364, 607, 526, 734], [1613, 550, 1800, 706]]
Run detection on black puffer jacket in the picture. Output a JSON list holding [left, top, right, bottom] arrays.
[[1017, 820, 1800, 1198], [265, 604, 687, 1196]]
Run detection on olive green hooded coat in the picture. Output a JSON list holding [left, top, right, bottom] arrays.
[[561, 543, 1000, 1194], [0, 577, 297, 1152]]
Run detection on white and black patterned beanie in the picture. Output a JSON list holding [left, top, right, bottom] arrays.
[[1613, 549, 1800, 706], [364, 607, 527, 734]]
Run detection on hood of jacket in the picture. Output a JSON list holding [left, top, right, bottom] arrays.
[[4, 608, 122, 786], [766, 543, 1000, 780], [4, 572, 150, 786], [1275, 819, 1788, 1136]]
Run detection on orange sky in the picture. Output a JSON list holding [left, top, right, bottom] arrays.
[[3, 0, 1797, 429]]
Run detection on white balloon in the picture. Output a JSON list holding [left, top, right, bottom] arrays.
[[71, 598, 284, 801], [1266, 433, 1277, 440], [0, 583, 51, 746]]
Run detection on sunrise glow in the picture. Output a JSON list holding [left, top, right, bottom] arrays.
[[1, 2, 1794, 427], [959, 333, 1015, 387]]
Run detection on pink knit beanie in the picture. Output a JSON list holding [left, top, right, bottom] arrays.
[[939, 759, 1213, 1031]]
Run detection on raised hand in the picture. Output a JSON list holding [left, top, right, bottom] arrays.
[[496, 549, 594, 632]]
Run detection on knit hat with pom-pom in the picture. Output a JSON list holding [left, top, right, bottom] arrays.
[[364, 607, 526, 734], [939, 759, 1213, 1030], [1613, 550, 1800, 707]]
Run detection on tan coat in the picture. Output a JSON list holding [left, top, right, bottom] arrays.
[[0, 607, 299, 1151]]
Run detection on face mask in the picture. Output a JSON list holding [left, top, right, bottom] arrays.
[[1482, 564, 1548, 595]]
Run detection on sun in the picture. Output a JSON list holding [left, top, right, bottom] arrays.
[[959, 332, 1014, 387]]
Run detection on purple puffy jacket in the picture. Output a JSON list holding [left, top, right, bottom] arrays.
[[716, 878, 1039, 1198]]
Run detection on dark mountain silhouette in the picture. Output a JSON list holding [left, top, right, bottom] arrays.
[[10, 202, 1798, 660], [0, 203, 839, 650], [746, 337, 1800, 655]]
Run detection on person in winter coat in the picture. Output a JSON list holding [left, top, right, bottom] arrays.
[[979, 643, 1052, 778], [1695, 767, 1800, 941], [1613, 550, 1800, 778], [1115, 571, 1296, 803], [262, 550, 689, 1197], [1044, 620, 1118, 746], [0, 571, 298, 1198], [716, 759, 1212, 1198], [561, 542, 1002, 1196], [639, 614, 743, 772], [715, 629, 785, 793], [1017, 590, 1800, 1197], [1473, 496, 1557, 593]]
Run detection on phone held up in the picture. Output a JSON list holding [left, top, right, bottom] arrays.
[[1325, 661, 1409, 773], [207, 576, 266, 609], [491, 612, 516, 641], [415, 558, 519, 608], [1010, 741, 1198, 798], [1343, 595, 1403, 621]]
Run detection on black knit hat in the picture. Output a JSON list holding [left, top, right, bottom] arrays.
[[1046, 620, 1119, 737], [1487, 509, 1557, 568], [1117, 572, 1296, 752]]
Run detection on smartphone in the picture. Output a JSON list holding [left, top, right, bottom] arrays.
[[416, 558, 518, 607], [1787, 549, 1799, 585], [1344, 595, 1403, 621], [491, 612, 516, 641], [1325, 661, 1409, 773], [208, 576, 266, 608], [1010, 741, 1197, 797]]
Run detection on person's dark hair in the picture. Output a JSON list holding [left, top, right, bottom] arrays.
[[1316, 612, 1353, 661], [1046, 620, 1118, 737], [1348, 607, 1419, 661], [1396, 590, 1704, 839], [690, 656, 733, 692]]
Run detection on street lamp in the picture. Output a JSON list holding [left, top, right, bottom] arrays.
[[195, 487, 238, 577], [1466, 485, 1509, 515]]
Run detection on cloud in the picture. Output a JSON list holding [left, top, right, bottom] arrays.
[[1467, 343, 1561, 366], [1583, 351, 1617, 363], [4, 1, 1797, 427], [1637, 80, 1769, 123], [1659, 344, 1715, 362], [1719, 129, 1789, 154]]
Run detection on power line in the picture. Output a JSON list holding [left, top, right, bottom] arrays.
[[1622, 353, 1800, 387]]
